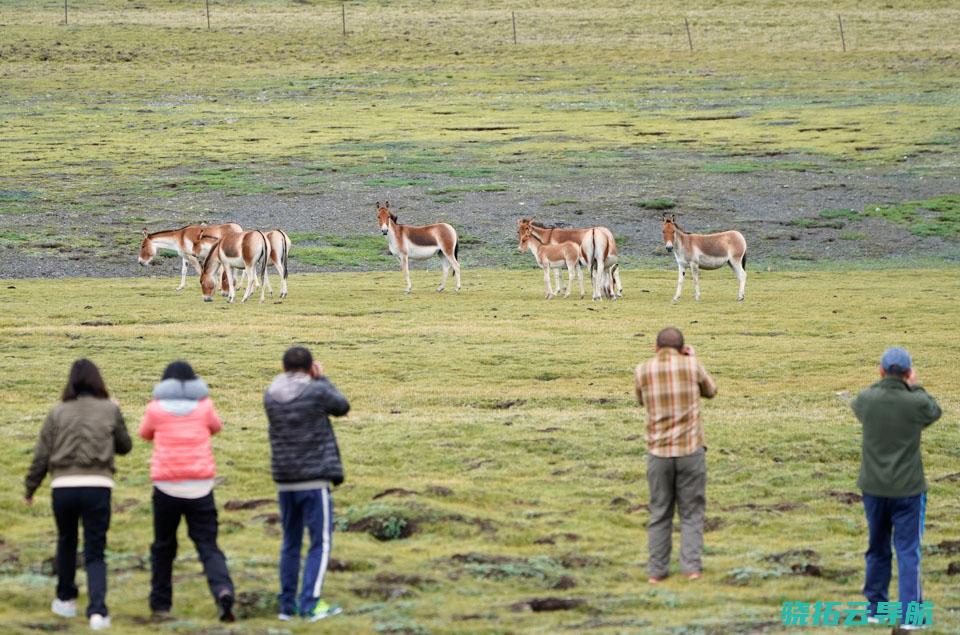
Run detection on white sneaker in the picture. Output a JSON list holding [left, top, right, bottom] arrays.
[[89, 614, 111, 630], [278, 613, 293, 621], [51, 598, 77, 618], [899, 625, 927, 631]]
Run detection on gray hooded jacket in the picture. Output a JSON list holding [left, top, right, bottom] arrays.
[[264, 373, 350, 486]]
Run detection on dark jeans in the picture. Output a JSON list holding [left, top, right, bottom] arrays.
[[52, 487, 111, 617], [863, 492, 925, 618], [150, 488, 233, 612], [278, 487, 334, 616], [646, 448, 707, 578]]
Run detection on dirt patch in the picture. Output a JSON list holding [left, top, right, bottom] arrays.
[[933, 540, 960, 555], [328, 557, 373, 572], [827, 490, 863, 505], [425, 485, 453, 497], [224, 498, 274, 511], [725, 501, 804, 513], [351, 584, 415, 601], [234, 589, 276, 619], [344, 515, 418, 541], [534, 533, 580, 545], [374, 572, 435, 587], [372, 488, 419, 500], [249, 513, 280, 525], [511, 597, 585, 612], [22, 624, 69, 632], [112, 498, 139, 513], [947, 562, 960, 575]]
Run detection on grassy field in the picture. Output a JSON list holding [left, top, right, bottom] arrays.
[[1, 269, 959, 634], [2, 1, 959, 242]]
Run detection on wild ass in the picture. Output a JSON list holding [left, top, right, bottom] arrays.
[[518, 224, 585, 299], [516, 218, 622, 300], [199, 230, 271, 304], [138, 223, 242, 290], [195, 228, 291, 299], [377, 201, 461, 294], [661, 214, 747, 302]]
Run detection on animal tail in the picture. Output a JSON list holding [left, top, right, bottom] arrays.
[[454, 236, 459, 262], [256, 230, 269, 282], [741, 250, 747, 270], [281, 230, 289, 280]]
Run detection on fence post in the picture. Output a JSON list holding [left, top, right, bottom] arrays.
[[205, 0, 211, 30], [342, 3, 347, 37], [684, 17, 693, 51], [837, 14, 846, 52], [512, 11, 517, 45]]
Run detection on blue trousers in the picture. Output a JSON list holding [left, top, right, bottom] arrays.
[[278, 488, 333, 616], [862, 492, 925, 616]]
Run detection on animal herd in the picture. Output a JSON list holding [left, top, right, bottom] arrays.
[[137, 204, 749, 303]]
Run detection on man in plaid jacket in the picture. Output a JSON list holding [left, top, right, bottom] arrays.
[[635, 327, 717, 583]]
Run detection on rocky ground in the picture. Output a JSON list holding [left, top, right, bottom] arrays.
[[1, 154, 957, 279]]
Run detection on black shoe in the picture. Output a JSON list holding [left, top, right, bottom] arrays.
[[217, 590, 236, 623]]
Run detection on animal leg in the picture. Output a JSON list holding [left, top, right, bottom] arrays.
[[275, 261, 287, 299], [673, 265, 685, 303], [401, 255, 412, 294], [177, 257, 189, 291], [732, 258, 747, 301], [448, 250, 462, 292], [543, 264, 554, 299], [577, 263, 585, 299], [692, 263, 701, 301], [554, 267, 561, 294], [240, 265, 256, 303], [259, 265, 269, 304], [186, 253, 203, 275], [438, 257, 450, 292], [593, 256, 605, 301], [226, 265, 236, 303]]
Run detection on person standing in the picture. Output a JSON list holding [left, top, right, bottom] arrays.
[[264, 346, 350, 622], [634, 327, 717, 584], [139, 361, 235, 623], [24, 359, 132, 631], [852, 347, 941, 629]]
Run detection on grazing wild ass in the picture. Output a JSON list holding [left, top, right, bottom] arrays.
[[661, 214, 747, 302], [199, 230, 271, 304], [195, 228, 291, 299], [138, 223, 242, 290], [516, 218, 622, 300], [377, 201, 461, 294], [518, 223, 585, 299]]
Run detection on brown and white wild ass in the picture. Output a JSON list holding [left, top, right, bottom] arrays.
[[518, 223, 585, 299], [199, 230, 271, 304], [195, 228, 291, 299], [377, 201, 461, 294], [516, 218, 622, 300], [138, 223, 242, 290], [661, 214, 747, 302]]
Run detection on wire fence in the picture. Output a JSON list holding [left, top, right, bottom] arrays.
[[5, 2, 960, 53]]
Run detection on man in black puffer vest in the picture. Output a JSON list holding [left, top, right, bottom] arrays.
[[264, 346, 350, 623]]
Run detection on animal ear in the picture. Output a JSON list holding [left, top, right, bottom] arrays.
[[376, 201, 380, 208], [385, 201, 390, 208], [142, 228, 148, 237], [390, 213, 398, 222]]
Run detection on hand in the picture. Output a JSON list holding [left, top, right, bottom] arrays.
[[681, 345, 695, 357], [24, 497, 32, 506], [310, 361, 325, 379], [905, 368, 918, 386], [110, 397, 120, 407]]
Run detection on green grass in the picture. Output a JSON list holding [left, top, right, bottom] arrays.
[[1, 270, 959, 634], [635, 198, 677, 211], [2, 1, 959, 220], [291, 235, 393, 269], [425, 184, 510, 196], [866, 195, 960, 238]]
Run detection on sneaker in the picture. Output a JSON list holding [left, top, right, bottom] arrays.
[[217, 590, 236, 623], [304, 600, 342, 622], [89, 614, 111, 630], [278, 613, 294, 621], [150, 610, 173, 623], [51, 598, 77, 618], [898, 625, 927, 632]]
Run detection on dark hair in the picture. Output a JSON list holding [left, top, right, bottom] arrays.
[[885, 364, 910, 379], [283, 346, 313, 373], [61, 359, 109, 401], [162, 361, 197, 381], [656, 327, 684, 351]]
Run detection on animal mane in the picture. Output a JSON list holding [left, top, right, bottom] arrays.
[[148, 224, 193, 239]]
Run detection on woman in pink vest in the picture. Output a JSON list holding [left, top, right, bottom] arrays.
[[139, 361, 235, 623]]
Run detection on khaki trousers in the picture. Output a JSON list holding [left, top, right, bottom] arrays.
[[646, 447, 706, 578]]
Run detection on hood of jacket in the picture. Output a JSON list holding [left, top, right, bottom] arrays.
[[266, 372, 313, 404], [152, 378, 210, 416]]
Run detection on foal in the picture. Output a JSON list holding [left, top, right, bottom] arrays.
[[661, 214, 747, 302], [199, 231, 271, 304], [138, 223, 242, 290], [518, 224, 585, 299], [377, 201, 461, 294], [195, 229, 291, 299]]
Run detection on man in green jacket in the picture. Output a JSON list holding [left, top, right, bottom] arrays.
[[851, 347, 941, 630]]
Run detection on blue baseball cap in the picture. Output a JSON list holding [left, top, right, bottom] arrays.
[[881, 347, 912, 372]]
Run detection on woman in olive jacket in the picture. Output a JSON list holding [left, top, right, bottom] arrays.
[[24, 359, 132, 631]]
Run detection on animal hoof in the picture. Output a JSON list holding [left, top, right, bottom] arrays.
[[738, 296, 744, 302], [437, 287, 445, 292]]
